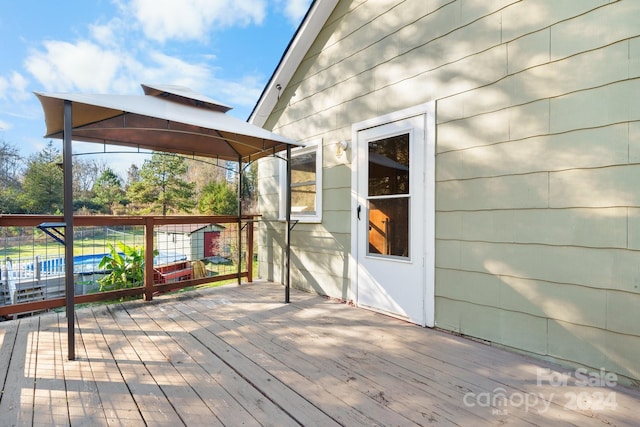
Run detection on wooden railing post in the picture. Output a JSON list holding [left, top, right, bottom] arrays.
[[0, 214, 258, 317], [144, 217, 154, 301]]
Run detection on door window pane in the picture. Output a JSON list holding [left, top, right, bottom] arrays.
[[368, 197, 409, 258], [368, 134, 409, 196]]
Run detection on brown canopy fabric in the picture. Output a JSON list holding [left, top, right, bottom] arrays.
[[35, 83, 301, 162]]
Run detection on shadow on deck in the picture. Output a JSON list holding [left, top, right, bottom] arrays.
[[0, 281, 638, 426]]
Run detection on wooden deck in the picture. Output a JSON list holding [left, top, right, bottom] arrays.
[[0, 282, 638, 426]]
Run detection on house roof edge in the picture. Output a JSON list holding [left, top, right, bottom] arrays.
[[248, 0, 339, 127]]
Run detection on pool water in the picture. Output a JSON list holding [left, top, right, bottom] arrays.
[[27, 251, 187, 275]]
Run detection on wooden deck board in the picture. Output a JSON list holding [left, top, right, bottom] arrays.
[[77, 307, 145, 426], [168, 298, 367, 426], [0, 316, 38, 426], [0, 318, 18, 404], [200, 287, 539, 425], [111, 305, 221, 427], [32, 313, 70, 427], [273, 298, 564, 424], [0, 281, 639, 426], [100, 304, 186, 426], [179, 289, 432, 426], [139, 301, 297, 427]]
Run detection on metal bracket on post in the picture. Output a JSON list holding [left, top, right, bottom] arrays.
[[37, 222, 67, 245]]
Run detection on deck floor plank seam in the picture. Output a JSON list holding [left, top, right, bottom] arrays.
[[0, 319, 19, 401], [165, 304, 356, 425], [188, 287, 504, 425], [296, 297, 639, 426], [211, 287, 521, 422], [106, 302, 197, 426], [123, 302, 232, 427], [176, 290, 425, 426], [273, 299, 571, 425], [96, 303, 184, 426], [0, 282, 639, 426], [79, 307, 146, 426], [139, 299, 295, 427], [58, 311, 111, 426], [33, 313, 71, 426], [172, 302, 339, 426], [219, 304, 494, 425], [209, 284, 640, 426], [0, 315, 38, 426]]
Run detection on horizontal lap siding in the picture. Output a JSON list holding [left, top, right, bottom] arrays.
[[258, 150, 351, 297], [434, 0, 640, 382], [258, 0, 640, 383], [259, 0, 463, 298]]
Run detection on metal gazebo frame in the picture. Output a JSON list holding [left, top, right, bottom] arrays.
[[35, 84, 301, 360]]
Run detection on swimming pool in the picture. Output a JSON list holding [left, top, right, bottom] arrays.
[[26, 251, 187, 275]]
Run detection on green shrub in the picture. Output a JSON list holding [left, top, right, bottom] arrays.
[[98, 242, 157, 291]]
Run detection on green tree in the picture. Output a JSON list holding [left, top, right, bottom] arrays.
[[240, 163, 257, 213], [72, 158, 107, 213], [125, 163, 140, 190], [0, 139, 23, 213], [92, 168, 124, 213], [127, 153, 195, 215], [19, 141, 64, 214], [198, 181, 238, 215], [73, 158, 104, 199]]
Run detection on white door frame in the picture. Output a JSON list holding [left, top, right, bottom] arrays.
[[349, 101, 435, 327]]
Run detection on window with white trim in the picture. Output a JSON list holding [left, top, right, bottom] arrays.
[[280, 139, 322, 223]]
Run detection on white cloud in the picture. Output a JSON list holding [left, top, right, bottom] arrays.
[[0, 72, 30, 102], [142, 50, 213, 87], [127, 0, 267, 43], [0, 76, 7, 99], [9, 72, 30, 101], [216, 74, 264, 108], [17, 0, 294, 123], [89, 19, 125, 48], [0, 119, 12, 131], [281, 0, 312, 23], [25, 40, 122, 92], [138, 51, 263, 110]]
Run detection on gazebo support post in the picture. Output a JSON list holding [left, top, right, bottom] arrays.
[[237, 157, 243, 285], [63, 100, 75, 361], [285, 145, 292, 303]]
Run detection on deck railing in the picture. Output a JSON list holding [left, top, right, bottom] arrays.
[[0, 214, 254, 318]]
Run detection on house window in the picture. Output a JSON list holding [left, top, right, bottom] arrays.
[[280, 139, 322, 223]]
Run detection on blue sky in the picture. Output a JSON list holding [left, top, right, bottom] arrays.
[[0, 0, 311, 174]]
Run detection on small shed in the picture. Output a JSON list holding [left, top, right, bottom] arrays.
[[155, 223, 227, 262]]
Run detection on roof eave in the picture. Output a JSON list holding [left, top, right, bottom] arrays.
[[248, 0, 339, 127]]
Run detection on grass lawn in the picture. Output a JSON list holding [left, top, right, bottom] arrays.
[[2, 228, 145, 260]]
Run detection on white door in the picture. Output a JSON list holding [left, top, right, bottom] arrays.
[[352, 105, 435, 327]]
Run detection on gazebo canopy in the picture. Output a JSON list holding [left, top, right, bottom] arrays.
[[34, 83, 299, 361], [35, 83, 301, 162]]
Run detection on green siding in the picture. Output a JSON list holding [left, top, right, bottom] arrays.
[[257, 0, 640, 384], [436, 208, 628, 248]]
